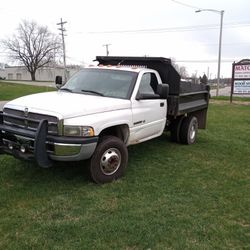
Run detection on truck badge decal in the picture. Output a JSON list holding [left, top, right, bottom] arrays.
[[24, 107, 29, 117]]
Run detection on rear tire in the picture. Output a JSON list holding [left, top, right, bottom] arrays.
[[179, 116, 198, 144], [170, 117, 184, 143], [90, 136, 128, 184]]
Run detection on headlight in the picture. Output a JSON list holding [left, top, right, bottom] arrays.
[[64, 126, 95, 137]]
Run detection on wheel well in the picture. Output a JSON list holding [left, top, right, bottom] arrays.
[[190, 109, 208, 129], [168, 108, 208, 130], [99, 125, 129, 144]]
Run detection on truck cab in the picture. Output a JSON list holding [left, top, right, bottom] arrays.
[[0, 56, 209, 183]]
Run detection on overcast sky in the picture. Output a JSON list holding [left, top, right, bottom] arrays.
[[0, 0, 250, 78]]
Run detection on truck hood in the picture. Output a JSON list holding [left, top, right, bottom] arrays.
[[4, 91, 131, 119]]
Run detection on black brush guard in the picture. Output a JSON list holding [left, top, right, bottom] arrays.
[[0, 111, 52, 167], [0, 111, 97, 168]]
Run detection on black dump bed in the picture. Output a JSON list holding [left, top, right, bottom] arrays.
[[96, 56, 210, 117]]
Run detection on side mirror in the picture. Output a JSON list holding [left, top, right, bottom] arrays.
[[136, 93, 160, 100], [55, 75, 62, 89], [157, 84, 169, 99]]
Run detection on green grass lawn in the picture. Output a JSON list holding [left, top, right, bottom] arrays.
[[0, 81, 55, 100], [212, 95, 250, 102], [0, 103, 249, 249]]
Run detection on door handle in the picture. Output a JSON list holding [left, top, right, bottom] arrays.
[[160, 102, 164, 107]]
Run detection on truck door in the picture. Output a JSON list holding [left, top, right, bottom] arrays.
[[131, 72, 167, 143]]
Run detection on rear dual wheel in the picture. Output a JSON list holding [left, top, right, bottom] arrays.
[[180, 116, 198, 144], [170, 116, 198, 145]]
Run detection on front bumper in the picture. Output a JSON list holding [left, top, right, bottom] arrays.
[[0, 113, 98, 167]]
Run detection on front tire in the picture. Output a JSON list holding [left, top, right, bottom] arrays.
[[90, 136, 128, 184]]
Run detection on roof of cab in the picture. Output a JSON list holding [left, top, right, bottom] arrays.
[[95, 56, 181, 95], [85, 65, 148, 73]]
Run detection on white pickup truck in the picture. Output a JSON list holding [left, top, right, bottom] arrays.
[[0, 57, 210, 183]]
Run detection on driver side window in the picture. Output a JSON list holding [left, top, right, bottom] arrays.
[[138, 73, 158, 94]]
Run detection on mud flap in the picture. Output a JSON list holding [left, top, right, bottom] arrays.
[[34, 119, 52, 168]]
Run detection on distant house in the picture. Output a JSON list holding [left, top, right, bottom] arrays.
[[0, 63, 5, 70], [1, 65, 81, 81]]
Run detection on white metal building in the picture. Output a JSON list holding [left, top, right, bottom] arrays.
[[1, 66, 81, 81]]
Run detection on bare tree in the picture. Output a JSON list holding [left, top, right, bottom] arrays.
[[200, 74, 208, 84], [1, 20, 61, 81], [179, 66, 188, 79], [171, 58, 189, 79]]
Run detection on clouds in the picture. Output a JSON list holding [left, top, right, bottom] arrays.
[[1, 0, 250, 77]]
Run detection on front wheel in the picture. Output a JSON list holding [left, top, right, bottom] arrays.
[[89, 136, 128, 184]]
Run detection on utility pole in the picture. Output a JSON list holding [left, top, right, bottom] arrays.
[[216, 10, 224, 96], [103, 44, 111, 56], [57, 18, 67, 82], [195, 9, 224, 96]]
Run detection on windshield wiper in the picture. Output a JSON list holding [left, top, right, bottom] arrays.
[[60, 87, 72, 92], [81, 89, 104, 96]]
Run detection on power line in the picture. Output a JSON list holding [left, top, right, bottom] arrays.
[[197, 42, 250, 47], [170, 0, 201, 10], [175, 59, 239, 63], [87, 21, 250, 35]]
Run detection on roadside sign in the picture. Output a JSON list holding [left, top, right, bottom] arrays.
[[234, 64, 250, 79], [233, 80, 250, 94], [231, 59, 250, 102]]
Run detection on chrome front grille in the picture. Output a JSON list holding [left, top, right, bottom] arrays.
[[3, 108, 59, 135]]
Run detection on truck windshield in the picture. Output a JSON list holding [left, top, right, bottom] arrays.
[[61, 68, 137, 99]]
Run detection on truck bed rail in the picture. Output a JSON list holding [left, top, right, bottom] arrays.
[[167, 86, 210, 117]]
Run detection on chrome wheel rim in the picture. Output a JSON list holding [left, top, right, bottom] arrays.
[[190, 123, 196, 140], [100, 148, 121, 175]]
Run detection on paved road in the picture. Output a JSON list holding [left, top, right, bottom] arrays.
[[210, 86, 250, 97], [210, 86, 233, 97]]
